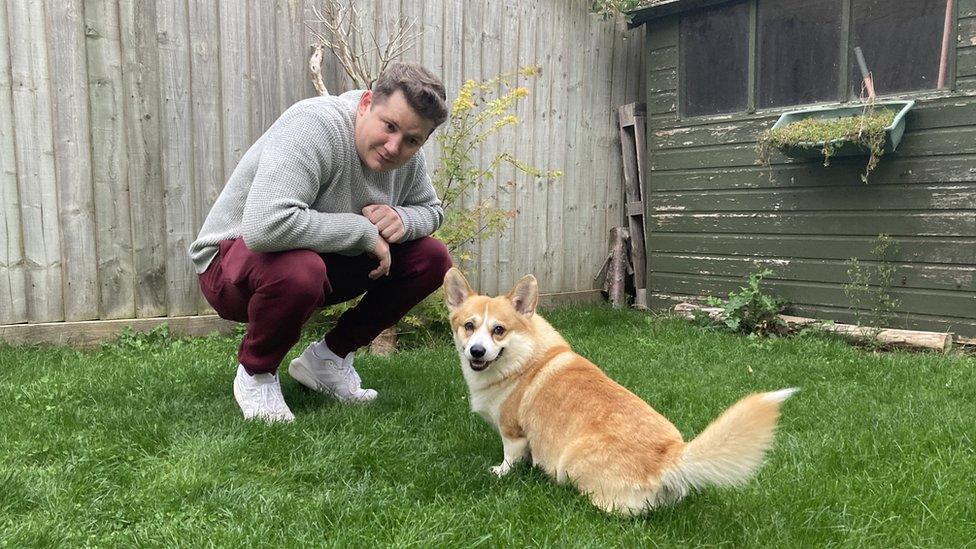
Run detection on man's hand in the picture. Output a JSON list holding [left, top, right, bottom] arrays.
[[362, 204, 406, 244], [368, 236, 391, 280]]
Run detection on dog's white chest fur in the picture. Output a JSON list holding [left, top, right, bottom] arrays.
[[465, 377, 516, 431]]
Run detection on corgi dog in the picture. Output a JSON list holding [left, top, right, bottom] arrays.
[[443, 267, 796, 515]]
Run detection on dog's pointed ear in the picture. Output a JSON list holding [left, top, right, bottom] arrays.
[[507, 274, 539, 317], [444, 268, 474, 311]]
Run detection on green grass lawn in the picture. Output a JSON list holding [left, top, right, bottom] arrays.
[[2, 306, 974, 547]]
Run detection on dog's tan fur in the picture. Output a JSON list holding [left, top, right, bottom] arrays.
[[444, 268, 796, 515]]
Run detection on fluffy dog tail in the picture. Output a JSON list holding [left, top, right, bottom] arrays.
[[659, 388, 797, 501]]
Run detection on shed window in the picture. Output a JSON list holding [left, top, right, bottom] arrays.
[[678, 0, 951, 116], [679, 0, 750, 117], [850, 0, 947, 95], [757, 0, 842, 108]]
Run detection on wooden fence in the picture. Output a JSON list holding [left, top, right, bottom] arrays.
[[0, 0, 645, 332]]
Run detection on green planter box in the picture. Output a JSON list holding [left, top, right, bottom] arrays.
[[770, 100, 914, 159]]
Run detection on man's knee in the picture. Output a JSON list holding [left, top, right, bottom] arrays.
[[263, 249, 330, 301], [411, 237, 452, 283]]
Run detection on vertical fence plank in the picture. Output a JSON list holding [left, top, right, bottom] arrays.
[[8, 0, 63, 323], [85, 0, 137, 320], [304, 1, 352, 96], [409, 0, 441, 165], [119, 0, 167, 317], [493, 0, 520, 293], [372, 0, 400, 81], [582, 14, 615, 291], [459, 0, 482, 287], [573, 13, 598, 291], [440, 0, 465, 242], [219, 0, 250, 184], [511, 0, 538, 287], [544, 9, 570, 293], [297, 0, 324, 98], [607, 19, 630, 239], [277, 0, 308, 110], [479, 0, 501, 295], [157, 0, 199, 316], [248, 0, 280, 140], [522, 2, 548, 292], [189, 0, 222, 314], [532, 0, 554, 293], [565, 8, 590, 293], [401, 0, 439, 180], [442, 0, 463, 120], [0, 0, 27, 324], [48, 0, 99, 321]]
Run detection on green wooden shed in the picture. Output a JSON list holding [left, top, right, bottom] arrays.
[[628, 0, 976, 337]]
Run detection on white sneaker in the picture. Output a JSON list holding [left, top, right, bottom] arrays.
[[233, 365, 295, 423], [288, 343, 378, 403]]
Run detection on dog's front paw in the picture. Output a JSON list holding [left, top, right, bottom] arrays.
[[490, 462, 511, 477]]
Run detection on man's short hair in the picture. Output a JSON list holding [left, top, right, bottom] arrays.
[[372, 62, 448, 128]]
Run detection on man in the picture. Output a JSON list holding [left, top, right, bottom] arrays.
[[188, 62, 452, 423]]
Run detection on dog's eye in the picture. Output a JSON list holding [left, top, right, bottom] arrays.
[[464, 321, 475, 331], [492, 326, 506, 337]]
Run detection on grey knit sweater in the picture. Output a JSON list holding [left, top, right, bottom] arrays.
[[188, 90, 444, 274]]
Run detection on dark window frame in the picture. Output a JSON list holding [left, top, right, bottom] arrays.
[[677, 0, 957, 119]]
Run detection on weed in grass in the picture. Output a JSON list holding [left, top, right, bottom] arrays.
[[698, 268, 788, 338], [104, 324, 173, 354], [845, 234, 901, 349]]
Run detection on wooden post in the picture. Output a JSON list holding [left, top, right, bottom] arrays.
[[607, 227, 631, 308]]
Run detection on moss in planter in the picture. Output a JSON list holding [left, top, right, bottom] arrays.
[[756, 108, 897, 183]]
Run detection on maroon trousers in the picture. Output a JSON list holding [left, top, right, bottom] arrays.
[[198, 237, 451, 374]]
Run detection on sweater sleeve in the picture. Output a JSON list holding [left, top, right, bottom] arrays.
[[393, 150, 445, 242], [241, 112, 379, 255]]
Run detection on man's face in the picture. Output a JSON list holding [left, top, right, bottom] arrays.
[[354, 89, 436, 172]]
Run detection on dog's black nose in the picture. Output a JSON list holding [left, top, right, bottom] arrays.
[[470, 345, 486, 358]]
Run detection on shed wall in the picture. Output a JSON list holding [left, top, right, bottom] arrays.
[[644, 5, 976, 336]]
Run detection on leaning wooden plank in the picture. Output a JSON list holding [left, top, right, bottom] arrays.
[[619, 103, 648, 305], [47, 0, 99, 321], [0, 0, 27, 324], [119, 0, 167, 318], [673, 303, 953, 353], [0, 315, 240, 349], [8, 0, 64, 322], [86, 0, 137, 320], [156, 0, 199, 316]]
